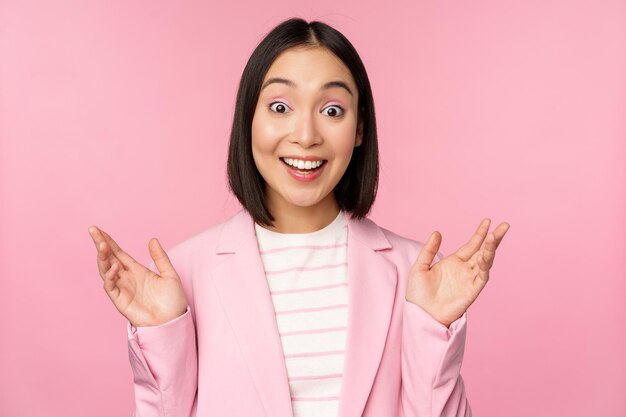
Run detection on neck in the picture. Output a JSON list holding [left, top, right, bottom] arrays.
[[264, 195, 341, 234]]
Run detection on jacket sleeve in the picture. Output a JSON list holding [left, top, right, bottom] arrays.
[[126, 259, 198, 417], [127, 306, 198, 417], [400, 252, 472, 417]]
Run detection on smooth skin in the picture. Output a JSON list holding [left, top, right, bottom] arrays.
[[89, 45, 510, 328], [251, 46, 363, 233], [406, 218, 510, 327], [88, 226, 187, 327]]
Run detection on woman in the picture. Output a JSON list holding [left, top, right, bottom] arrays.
[[89, 17, 509, 417]]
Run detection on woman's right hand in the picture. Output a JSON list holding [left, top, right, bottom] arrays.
[[88, 226, 188, 328]]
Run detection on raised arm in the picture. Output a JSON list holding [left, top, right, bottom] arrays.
[[400, 218, 510, 416], [127, 294, 198, 417], [400, 299, 471, 417], [88, 226, 198, 416]]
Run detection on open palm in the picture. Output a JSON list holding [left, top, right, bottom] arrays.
[[406, 218, 510, 327], [88, 226, 188, 327]]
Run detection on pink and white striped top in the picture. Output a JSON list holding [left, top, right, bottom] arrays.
[[254, 210, 348, 417]]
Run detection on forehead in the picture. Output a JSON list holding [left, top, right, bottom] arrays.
[[262, 46, 356, 92]]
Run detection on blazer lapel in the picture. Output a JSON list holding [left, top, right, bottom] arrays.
[[210, 210, 294, 417], [210, 209, 397, 417], [337, 214, 397, 417]]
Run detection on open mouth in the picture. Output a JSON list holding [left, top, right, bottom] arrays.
[[280, 157, 327, 173]]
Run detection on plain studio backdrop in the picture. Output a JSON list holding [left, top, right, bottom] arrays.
[[0, 0, 624, 416]]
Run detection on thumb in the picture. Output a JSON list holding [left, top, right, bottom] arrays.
[[413, 231, 442, 272], [149, 238, 176, 277]]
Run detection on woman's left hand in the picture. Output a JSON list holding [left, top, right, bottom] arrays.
[[405, 218, 510, 328]]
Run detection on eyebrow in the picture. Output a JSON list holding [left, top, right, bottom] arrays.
[[260, 77, 354, 96]]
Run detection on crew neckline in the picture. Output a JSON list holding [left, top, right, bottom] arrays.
[[254, 210, 346, 239]]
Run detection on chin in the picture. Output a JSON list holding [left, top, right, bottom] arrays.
[[285, 197, 322, 208], [283, 191, 328, 208]]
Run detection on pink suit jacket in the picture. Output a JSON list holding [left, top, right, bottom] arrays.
[[126, 209, 472, 417]]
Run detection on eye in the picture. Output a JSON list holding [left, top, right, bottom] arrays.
[[322, 105, 344, 118], [269, 101, 291, 114]]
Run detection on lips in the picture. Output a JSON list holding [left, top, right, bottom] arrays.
[[280, 157, 327, 182]]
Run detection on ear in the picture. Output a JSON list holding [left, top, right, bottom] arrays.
[[354, 118, 363, 147]]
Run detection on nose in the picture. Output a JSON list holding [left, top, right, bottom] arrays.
[[290, 110, 322, 148]]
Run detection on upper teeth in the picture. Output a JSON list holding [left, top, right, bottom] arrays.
[[283, 158, 324, 170]]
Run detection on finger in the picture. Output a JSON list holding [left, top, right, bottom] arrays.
[[149, 238, 177, 277], [455, 218, 491, 261], [102, 259, 121, 293], [413, 231, 442, 272], [95, 240, 114, 277], [479, 233, 497, 268], [475, 252, 490, 286], [491, 222, 510, 249], [479, 222, 510, 267], [89, 226, 121, 273], [88, 226, 104, 250], [98, 229, 137, 268]]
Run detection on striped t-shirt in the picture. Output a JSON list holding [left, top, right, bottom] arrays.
[[253, 210, 348, 417]]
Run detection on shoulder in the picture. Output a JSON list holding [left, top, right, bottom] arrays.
[[163, 211, 238, 265]]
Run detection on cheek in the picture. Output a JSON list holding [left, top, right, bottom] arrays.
[[331, 122, 360, 157], [251, 118, 270, 154], [252, 113, 283, 152], [251, 118, 281, 179]]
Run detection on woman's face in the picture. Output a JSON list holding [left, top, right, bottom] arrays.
[[251, 46, 362, 218]]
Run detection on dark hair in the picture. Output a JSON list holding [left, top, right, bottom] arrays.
[[227, 17, 379, 227]]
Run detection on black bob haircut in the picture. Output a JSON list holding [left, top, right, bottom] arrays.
[[227, 17, 379, 227]]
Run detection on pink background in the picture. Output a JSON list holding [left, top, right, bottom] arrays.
[[1, 0, 624, 416]]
